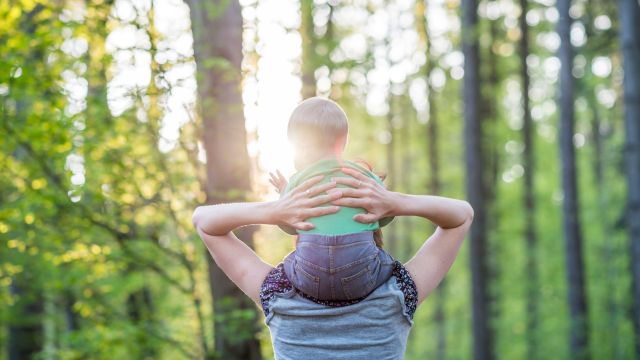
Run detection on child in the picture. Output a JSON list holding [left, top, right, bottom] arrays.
[[269, 97, 396, 302]]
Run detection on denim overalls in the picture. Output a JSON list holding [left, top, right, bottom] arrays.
[[283, 230, 396, 301]]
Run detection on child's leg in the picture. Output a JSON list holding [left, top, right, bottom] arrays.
[[368, 247, 396, 290], [282, 250, 321, 299], [284, 232, 380, 301]]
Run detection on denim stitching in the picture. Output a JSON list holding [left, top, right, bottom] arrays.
[[296, 255, 329, 272], [295, 262, 319, 298], [332, 253, 378, 273], [340, 265, 375, 299]]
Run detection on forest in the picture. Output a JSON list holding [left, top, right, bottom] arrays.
[[0, 0, 639, 359]]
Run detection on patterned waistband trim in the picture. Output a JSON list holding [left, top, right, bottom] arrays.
[[259, 260, 417, 320]]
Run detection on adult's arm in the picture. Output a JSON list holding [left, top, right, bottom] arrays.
[[191, 176, 342, 305], [328, 167, 473, 306]]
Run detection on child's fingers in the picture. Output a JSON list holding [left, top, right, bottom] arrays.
[[293, 222, 314, 231], [353, 213, 378, 224]]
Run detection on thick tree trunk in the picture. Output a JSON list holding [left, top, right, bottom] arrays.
[[618, 0, 640, 356], [557, 0, 590, 358], [461, 0, 493, 359], [518, 0, 539, 358], [187, 1, 262, 359]]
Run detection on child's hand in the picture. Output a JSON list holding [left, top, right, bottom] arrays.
[[269, 169, 288, 194]]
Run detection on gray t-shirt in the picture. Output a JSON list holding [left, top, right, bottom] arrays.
[[260, 261, 418, 359]]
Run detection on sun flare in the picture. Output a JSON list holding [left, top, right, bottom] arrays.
[[242, 0, 302, 194]]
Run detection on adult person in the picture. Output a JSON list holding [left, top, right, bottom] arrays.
[[192, 167, 473, 359]]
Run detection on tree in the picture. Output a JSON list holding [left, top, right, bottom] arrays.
[[186, 1, 262, 359], [518, 0, 540, 358], [300, 0, 317, 98], [557, 0, 590, 357], [416, 0, 446, 357], [461, 0, 493, 358], [618, 0, 640, 356]]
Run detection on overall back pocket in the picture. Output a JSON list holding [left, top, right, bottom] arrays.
[[340, 265, 376, 300]]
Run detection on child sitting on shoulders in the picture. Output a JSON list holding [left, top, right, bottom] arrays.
[[269, 97, 396, 303]]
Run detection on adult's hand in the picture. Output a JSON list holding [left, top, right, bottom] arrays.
[[272, 175, 342, 231], [328, 167, 398, 224]]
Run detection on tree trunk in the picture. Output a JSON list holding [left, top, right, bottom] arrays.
[[399, 96, 413, 261], [428, 71, 446, 360], [126, 285, 157, 359], [417, 1, 446, 356], [8, 274, 43, 360], [300, 0, 316, 98], [461, 0, 493, 358], [428, 92, 446, 360], [187, 1, 262, 359], [557, 0, 590, 357], [582, 3, 621, 357], [479, 5, 501, 336], [618, 0, 640, 356], [481, 8, 501, 206], [386, 93, 398, 255], [519, 0, 539, 358]]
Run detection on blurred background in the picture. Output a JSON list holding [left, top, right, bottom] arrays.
[[1, 0, 639, 359]]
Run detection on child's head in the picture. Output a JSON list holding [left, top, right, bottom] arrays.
[[287, 97, 348, 170]]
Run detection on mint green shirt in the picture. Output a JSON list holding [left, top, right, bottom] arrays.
[[278, 157, 394, 235]]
